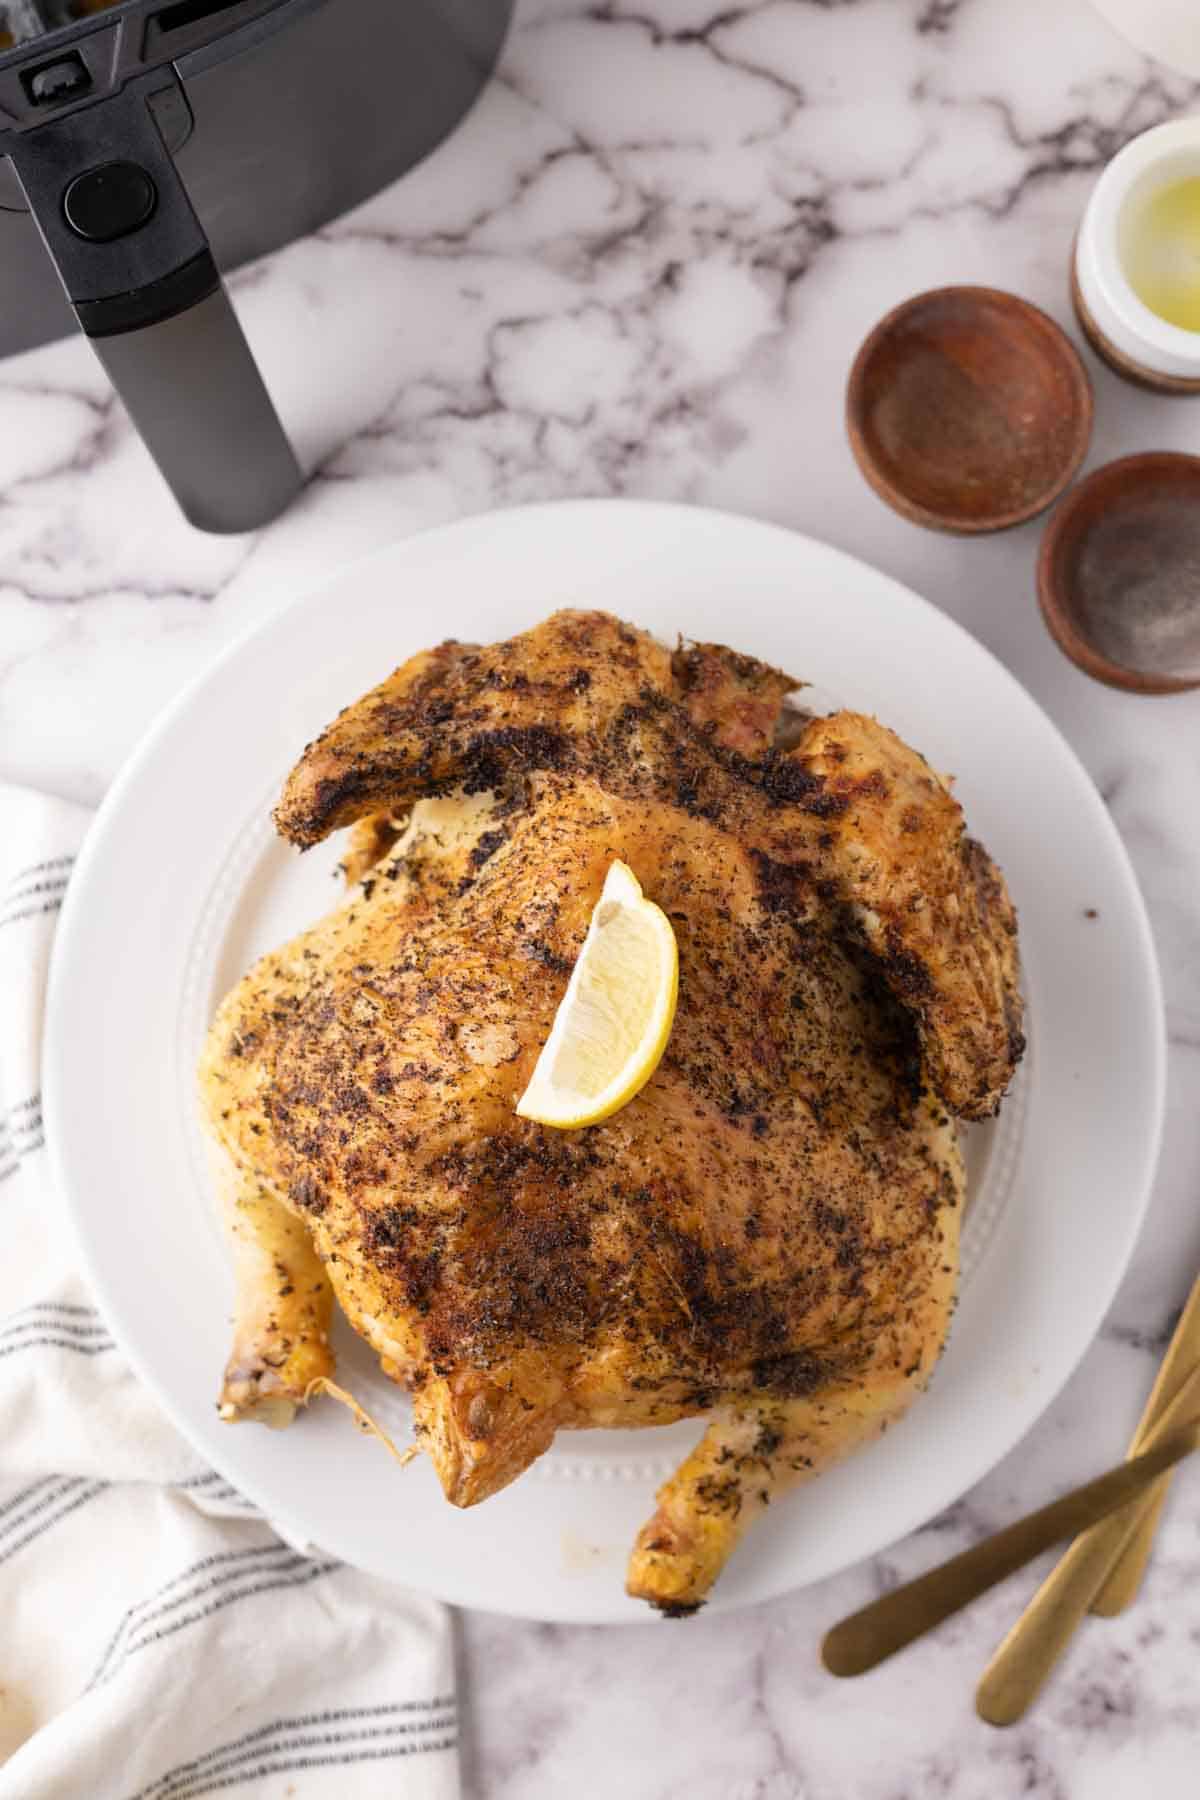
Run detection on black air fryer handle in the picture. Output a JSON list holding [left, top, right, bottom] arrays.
[[10, 72, 302, 533]]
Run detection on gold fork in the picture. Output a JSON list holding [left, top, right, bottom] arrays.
[[975, 1357, 1200, 1724], [1092, 1272, 1200, 1616], [821, 1364, 1200, 1682]]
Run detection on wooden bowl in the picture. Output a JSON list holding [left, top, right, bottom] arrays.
[[846, 287, 1094, 533], [1038, 452, 1200, 695]]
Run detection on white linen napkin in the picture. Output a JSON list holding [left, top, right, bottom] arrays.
[[0, 784, 460, 1800]]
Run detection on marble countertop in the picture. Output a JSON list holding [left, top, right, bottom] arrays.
[[3, 0, 1200, 1792]]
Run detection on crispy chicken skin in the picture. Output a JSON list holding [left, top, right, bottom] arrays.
[[200, 610, 1022, 1612]]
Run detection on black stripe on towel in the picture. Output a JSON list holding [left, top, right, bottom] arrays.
[[159, 1738, 459, 1800], [0, 1479, 108, 1565], [0, 1126, 38, 1154], [173, 1471, 245, 1499], [118, 1560, 342, 1666], [5, 1300, 100, 1321], [0, 1135, 45, 1173], [127, 1702, 458, 1800], [0, 1095, 44, 1151], [1, 1117, 44, 1144], [0, 1475, 86, 1544], [88, 1545, 334, 1691], [0, 1136, 44, 1176], [92, 1562, 347, 1699], [2, 873, 72, 909], [2, 1093, 42, 1119], [3, 855, 75, 892], [0, 1475, 62, 1528], [172, 1473, 256, 1510], [0, 897, 65, 930], [0, 1333, 115, 1361], [0, 1314, 111, 1344]]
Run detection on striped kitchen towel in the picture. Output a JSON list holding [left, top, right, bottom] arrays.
[[0, 784, 459, 1800]]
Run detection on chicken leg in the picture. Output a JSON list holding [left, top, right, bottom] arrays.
[[629, 1129, 960, 1613], [215, 1157, 335, 1427]]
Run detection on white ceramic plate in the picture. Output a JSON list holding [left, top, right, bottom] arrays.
[[46, 501, 1164, 1624]]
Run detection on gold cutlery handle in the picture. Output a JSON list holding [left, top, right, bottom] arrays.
[[1092, 1486, 1169, 1616], [975, 1507, 1145, 1726], [975, 1360, 1200, 1726], [1092, 1273, 1200, 1616], [821, 1404, 1200, 1680]]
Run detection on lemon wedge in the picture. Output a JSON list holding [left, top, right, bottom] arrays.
[[516, 860, 678, 1129]]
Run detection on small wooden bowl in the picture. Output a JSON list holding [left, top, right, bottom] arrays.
[[1038, 452, 1200, 695], [847, 287, 1094, 533]]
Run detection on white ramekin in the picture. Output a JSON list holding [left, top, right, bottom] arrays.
[[1074, 116, 1200, 392]]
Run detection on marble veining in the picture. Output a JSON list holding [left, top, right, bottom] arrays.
[[3, 0, 1200, 1793]]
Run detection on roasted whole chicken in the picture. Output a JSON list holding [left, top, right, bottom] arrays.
[[199, 610, 1023, 1613]]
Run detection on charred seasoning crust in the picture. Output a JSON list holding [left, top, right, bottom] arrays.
[[459, 726, 573, 795], [219, 610, 1018, 1477], [620, 684, 851, 823], [288, 724, 572, 846], [343, 1083, 895, 1394]]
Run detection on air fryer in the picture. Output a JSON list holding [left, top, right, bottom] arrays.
[[0, 0, 513, 531]]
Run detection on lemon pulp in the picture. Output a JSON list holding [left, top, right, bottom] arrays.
[[515, 860, 678, 1130]]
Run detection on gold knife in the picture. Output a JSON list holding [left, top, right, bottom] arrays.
[[821, 1398, 1200, 1680], [975, 1359, 1200, 1725], [1092, 1271, 1200, 1616]]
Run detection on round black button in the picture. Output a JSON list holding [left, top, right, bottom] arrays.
[[63, 162, 157, 243]]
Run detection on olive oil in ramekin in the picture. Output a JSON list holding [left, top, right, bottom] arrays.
[[1120, 176, 1200, 332]]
